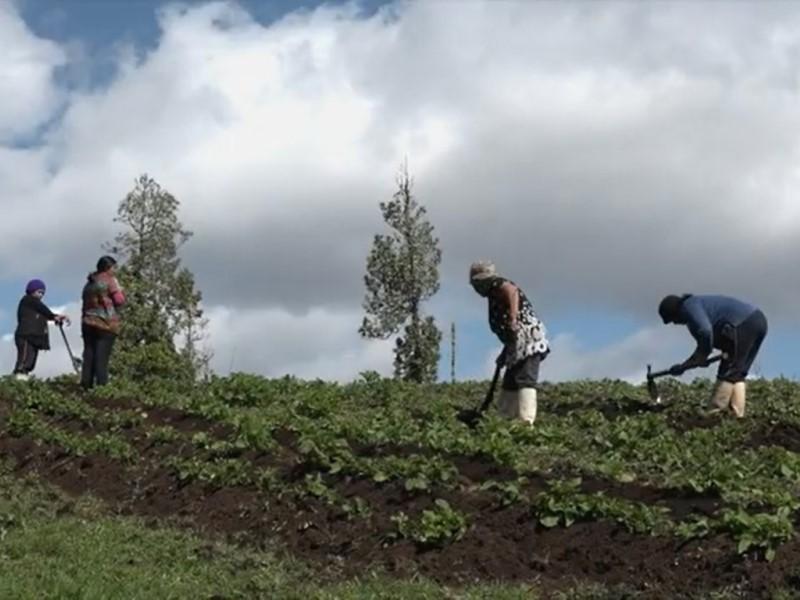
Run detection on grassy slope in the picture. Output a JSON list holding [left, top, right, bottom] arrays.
[[0, 466, 546, 600]]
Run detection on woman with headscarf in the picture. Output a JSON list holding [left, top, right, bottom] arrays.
[[469, 261, 550, 424], [81, 256, 125, 388], [659, 294, 767, 417], [12, 279, 70, 380]]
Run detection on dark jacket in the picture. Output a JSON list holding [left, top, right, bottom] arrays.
[[15, 294, 56, 349], [679, 295, 758, 357]]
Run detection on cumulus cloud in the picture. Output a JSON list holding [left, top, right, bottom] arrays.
[[2, 0, 799, 380], [478, 326, 687, 384], [203, 304, 394, 380], [543, 327, 688, 383], [2, 302, 394, 382], [0, 1, 66, 141]]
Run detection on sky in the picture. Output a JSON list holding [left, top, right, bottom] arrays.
[[1, 0, 799, 383]]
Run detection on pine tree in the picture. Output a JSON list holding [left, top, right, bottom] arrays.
[[360, 163, 441, 383], [106, 174, 210, 381]]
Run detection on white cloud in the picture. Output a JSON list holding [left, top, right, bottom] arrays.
[[204, 304, 394, 381], [0, 1, 66, 141], [2, 1, 800, 380], [543, 327, 688, 383], [1, 300, 395, 382]]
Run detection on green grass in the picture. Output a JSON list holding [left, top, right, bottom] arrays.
[[0, 465, 542, 600]]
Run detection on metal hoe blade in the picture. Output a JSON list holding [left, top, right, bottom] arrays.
[[646, 364, 661, 404], [58, 323, 82, 375]]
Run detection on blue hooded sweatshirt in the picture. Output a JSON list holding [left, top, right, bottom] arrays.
[[679, 295, 757, 355]]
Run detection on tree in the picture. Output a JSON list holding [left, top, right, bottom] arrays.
[[106, 174, 210, 381], [359, 162, 442, 383]]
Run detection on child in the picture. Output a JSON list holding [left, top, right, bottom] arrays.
[[13, 279, 70, 380]]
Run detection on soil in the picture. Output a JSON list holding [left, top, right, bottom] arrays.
[[747, 422, 800, 454], [0, 395, 797, 599], [543, 396, 723, 432]]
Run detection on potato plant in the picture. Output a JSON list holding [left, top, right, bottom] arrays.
[[3, 374, 800, 566]]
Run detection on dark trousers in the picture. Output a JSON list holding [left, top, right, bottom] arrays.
[[13, 336, 38, 374], [718, 310, 768, 383], [81, 325, 116, 388], [502, 354, 542, 391]]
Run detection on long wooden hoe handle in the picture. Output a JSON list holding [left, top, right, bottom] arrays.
[[479, 362, 503, 413], [650, 354, 724, 380]]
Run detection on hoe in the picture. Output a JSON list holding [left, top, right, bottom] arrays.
[[457, 360, 503, 428], [646, 354, 722, 403], [58, 322, 82, 375]]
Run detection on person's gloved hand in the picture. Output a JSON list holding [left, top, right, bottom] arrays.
[[668, 363, 685, 377]]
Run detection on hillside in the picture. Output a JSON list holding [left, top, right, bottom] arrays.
[[0, 375, 799, 598]]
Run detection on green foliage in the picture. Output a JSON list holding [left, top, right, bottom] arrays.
[[0, 461, 541, 600], [5, 373, 800, 590], [719, 507, 794, 561], [532, 478, 671, 535], [533, 478, 594, 528], [359, 163, 442, 383], [480, 478, 530, 507], [359, 454, 459, 491], [146, 425, 180, 444], [391, 499, 467, 547], [106, 174, 209, 382], [208, 372, 278, 407], [300, 473, 342, 505], [394, 315, 442, 385], [7, 409, 134, 461], [168, 456, 251, 488], [112, 339, 195, 383]]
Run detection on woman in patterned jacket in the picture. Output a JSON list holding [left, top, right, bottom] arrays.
[[81, 255, 125, 389], [469, 261, 550, 424]]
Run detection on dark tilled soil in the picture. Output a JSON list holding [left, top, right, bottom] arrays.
[[542, 398, 659, 419], [668, 412, 723, 431], [0, 397, 796, 598], [542, 397, 724, 433], [748, 422, 800, 454]]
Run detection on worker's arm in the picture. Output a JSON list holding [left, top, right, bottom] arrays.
[[498, 282, 520, 332], [682, 299, 713, 367], [669, 299, 713, 375]]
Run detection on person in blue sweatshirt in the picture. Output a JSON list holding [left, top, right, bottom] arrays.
[[658, 294, 767, 417]]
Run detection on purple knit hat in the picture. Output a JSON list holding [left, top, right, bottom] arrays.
[[25, 279, 46, 294]]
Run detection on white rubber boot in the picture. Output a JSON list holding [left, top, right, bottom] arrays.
[[731, 382, 746, 418], [709, 381, 734, 412], [498, 389, 518, 418], [518, 388, 537, 424]]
